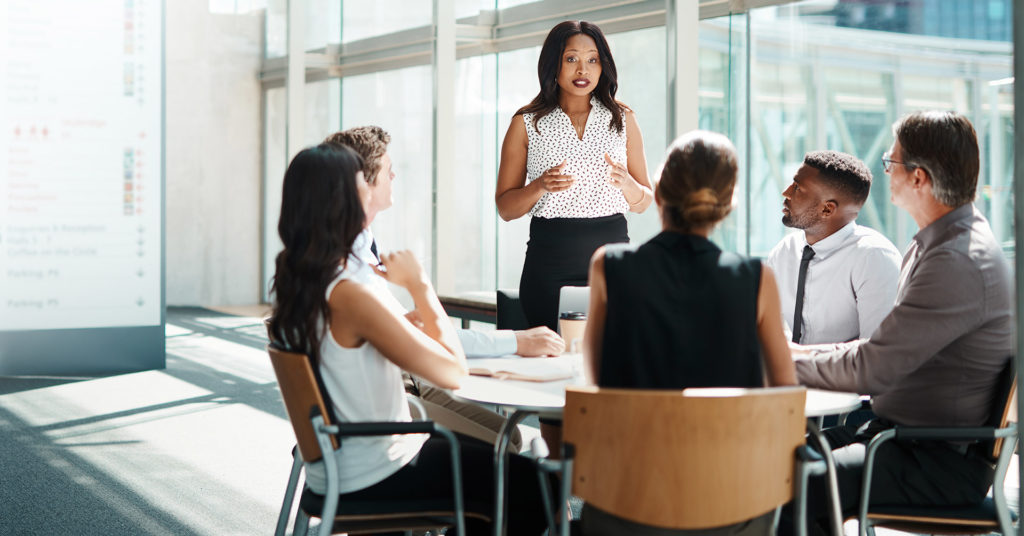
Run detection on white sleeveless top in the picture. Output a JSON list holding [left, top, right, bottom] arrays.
[[524, 95, 629, 218], [303, 238, 428, 495]]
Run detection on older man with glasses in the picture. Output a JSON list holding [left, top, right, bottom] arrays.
[[787, 111, 1013, 535]]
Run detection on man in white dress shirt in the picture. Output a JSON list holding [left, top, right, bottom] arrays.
[[766, 150, 901, 345], [326, 126, 564, 450]]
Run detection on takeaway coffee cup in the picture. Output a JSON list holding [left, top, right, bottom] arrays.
[[558, 311, 587, 354]]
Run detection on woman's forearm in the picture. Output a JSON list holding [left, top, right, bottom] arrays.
[[619, 178, 649, 212], [496, 180, 542, 221], [406, 282, 466, 364]]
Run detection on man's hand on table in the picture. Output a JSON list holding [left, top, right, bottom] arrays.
[[514, 327, 564, 357]]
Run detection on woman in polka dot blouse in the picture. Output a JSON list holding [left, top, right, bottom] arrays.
[[496, 20, 653, 332]]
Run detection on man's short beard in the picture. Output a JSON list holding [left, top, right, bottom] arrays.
[[782, 212, 815, 230]]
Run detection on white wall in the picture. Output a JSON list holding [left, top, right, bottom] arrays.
[[165, 1, 263, 306]]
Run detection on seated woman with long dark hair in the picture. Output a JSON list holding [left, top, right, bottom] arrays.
[[270, 143, 547, 535]]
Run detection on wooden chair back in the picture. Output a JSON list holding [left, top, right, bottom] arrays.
[[562, 385, 807, 530], [990, 359, 1017, 459], [267, 344, 338, 463]]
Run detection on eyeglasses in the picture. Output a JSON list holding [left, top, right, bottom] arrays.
[[881, 151, 915, 173]]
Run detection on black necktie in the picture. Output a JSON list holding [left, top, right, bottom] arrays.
[[791, 245, 815, 343], [370, 239, 379, 262]]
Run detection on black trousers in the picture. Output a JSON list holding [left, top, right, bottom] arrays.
[[519, 214, 629, 331], [781, 419, 995, 536], [336, 433, 549, 536]]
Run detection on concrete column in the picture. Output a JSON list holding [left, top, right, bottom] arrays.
[[666, 0, 699, 142], [285, 0, 305, 160]]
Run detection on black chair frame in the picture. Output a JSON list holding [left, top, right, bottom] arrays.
[[856, 360, 1018, 536]]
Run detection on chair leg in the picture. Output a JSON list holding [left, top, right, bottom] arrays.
[[276, 449, 303, 536], [794, 460, 810, 536], [293, 509, 310, 536]]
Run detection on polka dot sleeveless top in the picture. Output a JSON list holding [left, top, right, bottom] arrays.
[[524, 96, 629, 218]]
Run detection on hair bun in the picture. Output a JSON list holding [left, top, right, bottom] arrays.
[[681, 187, 730, 226], [657, 130, 738, 231], [684, 188, 719, 209]]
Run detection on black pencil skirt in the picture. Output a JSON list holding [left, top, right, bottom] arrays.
[[518, 214, 629, 331]]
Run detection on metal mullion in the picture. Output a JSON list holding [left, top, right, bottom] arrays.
[[1013, 0, 1024, 504], [260, 0, 814, 89]]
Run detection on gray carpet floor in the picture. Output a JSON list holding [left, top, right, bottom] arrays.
[[0, 307, 1018, 535], [0, 307, 294, 535]]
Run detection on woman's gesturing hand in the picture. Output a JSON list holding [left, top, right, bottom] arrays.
[[537, 159, 576, 193], [604, 153, 631, 190], [372, 250, 430, 291]]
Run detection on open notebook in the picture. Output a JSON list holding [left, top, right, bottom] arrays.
[[468, 355, 578, 382]]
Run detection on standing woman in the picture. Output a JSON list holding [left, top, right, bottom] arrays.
[[496, 20, 653, 332]]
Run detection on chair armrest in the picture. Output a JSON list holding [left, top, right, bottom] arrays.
[[894, 426, 1000, 442], [857, 424, 1018, 535], [406, 393, 428, 421], [796, 444, 824, 463], [321, 420, 439, 437], [310, 416, 466, 534]]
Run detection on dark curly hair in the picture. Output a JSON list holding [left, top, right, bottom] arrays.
[[515, 20, 625, 134], [803, 150, 872, 205], [270, 143, 365, 361]]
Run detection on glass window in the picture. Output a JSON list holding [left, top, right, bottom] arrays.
[[978, 80, 1014, 249], [452, 54, 499, 293], [264, 0, 340, 58], [262, 0, 1015, 304], [341, 1, 431, 43], [495, 46, 540, 290], [699, 14, 747, 253], [304, 79, 341, 145], [746, 0, 1012, 256], [457, 0, 497, 18], [497, 0, 538, 8], [341, 66, 434, 279], [606, 26, 666, 247], [304, 0, 341, 51], [265, 0, 286, 58]]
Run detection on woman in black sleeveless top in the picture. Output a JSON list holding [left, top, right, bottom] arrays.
[[582, 131, 796, 389]]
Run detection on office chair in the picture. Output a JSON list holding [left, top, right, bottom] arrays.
[[267, 343, 476, 536], [532, 386, 825, 536], [496, 288, 530, 330], [855, 360, 1018, 536]]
